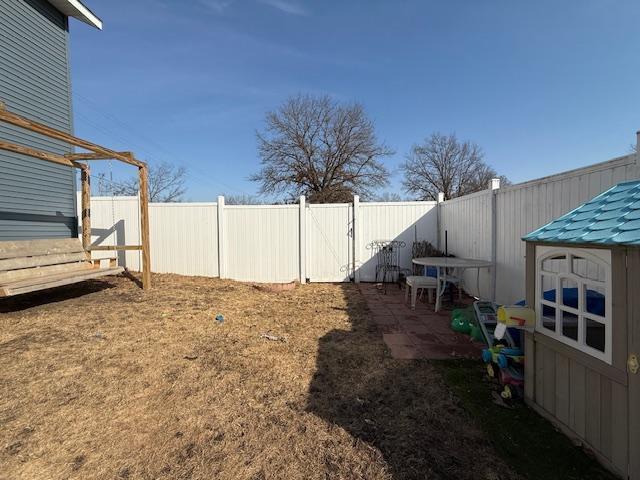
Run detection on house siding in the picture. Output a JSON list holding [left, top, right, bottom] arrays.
[[0, 0, 77, 240]]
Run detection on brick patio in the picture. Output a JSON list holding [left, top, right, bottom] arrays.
[[359, 283, 484, 360]]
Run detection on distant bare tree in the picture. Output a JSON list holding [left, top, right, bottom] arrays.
[[401, 132, 509, 201], [103, 162, 187, 202], [374, 191, 403, 202], [251, 94, 393, 203], [224, 194, 267, 205]]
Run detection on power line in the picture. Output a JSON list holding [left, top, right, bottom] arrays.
[[73, 109, 234, 195], [73, 93, 253, 197]]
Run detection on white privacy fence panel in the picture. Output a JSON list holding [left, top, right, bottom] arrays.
[[84, 197, 440, 283], [83, 152, 638, 290], [223, 205, 300, 283], [495, 153, 639, 304], [149, 203, 218, 277], [357, 202, 438, 282], [306, 203, 352, 282], [85, 198, 218, 276], [436, 153, 640, 305], [82, 196, 142, 270], [439, 190, 493, 299]]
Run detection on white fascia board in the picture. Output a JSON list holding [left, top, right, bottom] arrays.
[[48, 0, 103, 30]]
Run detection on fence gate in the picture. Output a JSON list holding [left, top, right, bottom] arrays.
[[305, 203, 353, 282]]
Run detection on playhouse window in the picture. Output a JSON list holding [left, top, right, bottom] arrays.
[[536, 247, 612, 364]]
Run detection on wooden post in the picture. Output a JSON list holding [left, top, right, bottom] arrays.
[[138, 164, 151, 289], [80, 164, 91, 251]]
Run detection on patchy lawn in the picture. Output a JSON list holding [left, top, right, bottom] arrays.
[[434, 360, 619, 480], [0, 274, 514, 480]]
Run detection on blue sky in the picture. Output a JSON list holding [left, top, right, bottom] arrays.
[[70, 0, 640, 201]]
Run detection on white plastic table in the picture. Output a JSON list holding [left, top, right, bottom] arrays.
[[412, 257, 494, 312]]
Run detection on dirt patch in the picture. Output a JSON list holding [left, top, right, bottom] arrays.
[[0, 273, 517, 479], [251, 281, 298, 293]]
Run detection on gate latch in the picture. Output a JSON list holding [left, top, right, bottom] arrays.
[[629, 354, 639, 375]]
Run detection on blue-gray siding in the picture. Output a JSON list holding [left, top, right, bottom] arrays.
[[0, 0, 77, 240]]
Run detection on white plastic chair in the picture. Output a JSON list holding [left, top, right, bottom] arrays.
[[405, 275, 437, 309]]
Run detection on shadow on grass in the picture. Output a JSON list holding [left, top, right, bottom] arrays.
[[0, 279, 115, 313], [306, 284, 515, 480], [433, 359, 620, 480], [121, 269, 143, 289], [307, 284, 619, 480]]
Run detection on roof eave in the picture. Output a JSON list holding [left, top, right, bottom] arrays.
[[524, 239, 636, 249], [48, 0, 102, 30]]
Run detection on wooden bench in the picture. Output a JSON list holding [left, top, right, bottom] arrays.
[[0, 238, 124, 297]]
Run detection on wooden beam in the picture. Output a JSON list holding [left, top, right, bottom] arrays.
[[88, 245, 142, 251], [81, 165, 91, 251], [65, 151, 133, 161], [138, 163, 152, 289], [0, 139, 93, 171], [0, 105, 146, 168], [0, 140, 75, 168]]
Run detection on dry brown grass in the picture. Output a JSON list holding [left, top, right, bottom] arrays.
[[0, 274, 516, 480]]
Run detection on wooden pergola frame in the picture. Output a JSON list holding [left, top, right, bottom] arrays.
[[0, 102, 151, 289]]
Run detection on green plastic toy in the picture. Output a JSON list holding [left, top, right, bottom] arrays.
[[450, 307, 475, 334], [469, 323, 484, 342]]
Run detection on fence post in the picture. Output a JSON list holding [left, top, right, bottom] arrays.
[[217, 195, 225, 278], [636, 130, 640, 166], [353, 195, 360, 283], [299, 195, 306, 283], [490, 179, 500, 302], [436, 192, 445, 251]]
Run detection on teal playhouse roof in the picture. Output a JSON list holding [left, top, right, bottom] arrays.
[[523, 180, 640, 246]]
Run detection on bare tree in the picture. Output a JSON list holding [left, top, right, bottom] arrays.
[[251, 94, 393, 203], [401, 132, 508, 201], [374, 191, 403, 202], [224, 194, 267, 205], [99, 162, 187, 202]]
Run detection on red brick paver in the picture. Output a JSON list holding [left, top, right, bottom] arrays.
[[359, 283, 483, 360]]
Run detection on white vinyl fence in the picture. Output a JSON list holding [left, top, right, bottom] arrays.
[[84, 150, 640, 298], [222, 204, 300, 283], [84, 196, 438, 284], [84, 198, 219, 277], [305, 203, 353, 282], [440, 152, 640, 305], [438, 189, 494, 300], [357, 201, 438, 282], [150, 203, 219, 277]]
